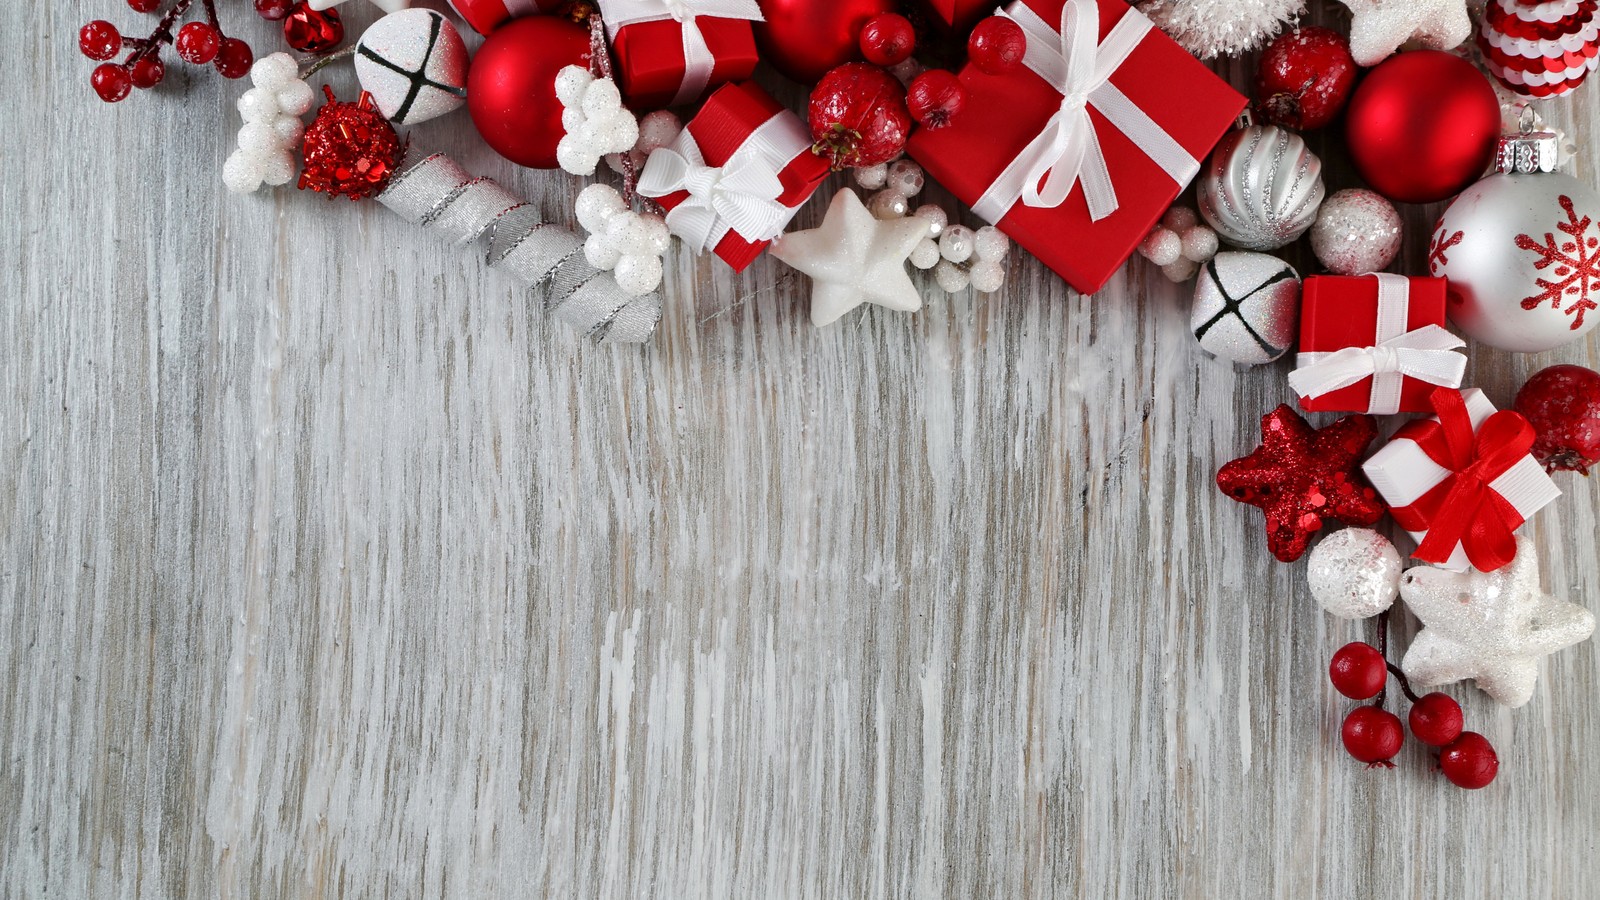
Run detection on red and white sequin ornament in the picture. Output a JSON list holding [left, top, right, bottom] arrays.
[[1478, 0, 1600, 99]]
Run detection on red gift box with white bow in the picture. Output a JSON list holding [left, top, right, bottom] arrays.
[[597, 0, 763, 110], [907, 0, 1245, 295], [637, 81, 830, 272], [445, 0, 562, 35], [1289, 273, 1468, 415]]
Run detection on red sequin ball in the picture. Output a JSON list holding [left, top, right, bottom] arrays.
[[298, 87, 404, 201]]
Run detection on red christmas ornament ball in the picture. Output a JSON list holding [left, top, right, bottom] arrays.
[[1514, 364, 1600, 474], [1407, 692, 1464, 747], [1341, 706, 1404, 766], [298, 87, 405, 201], [284, 3, 344, 55], [808, 62, 911, 169], [968, 15, 1027, 75], [1328, 642, 1387, 700], [906, 69, 965, 129], [755, 0, 896, 84], [467, 15, 590, 169], [859, 12, 915, 67], [1254, 26, 1356, 131], [1344, 50, 1501, 204], [1439, 732, 1499, 789]]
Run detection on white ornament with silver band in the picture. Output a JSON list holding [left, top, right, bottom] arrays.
[[597, 0, 764, 107], [637, 112, 809, 253], [1288, 274, 1468, 416], [969, 0, 1202, 226]]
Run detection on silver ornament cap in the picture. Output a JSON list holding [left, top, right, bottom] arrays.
[[1494, 117, 1560, 175]]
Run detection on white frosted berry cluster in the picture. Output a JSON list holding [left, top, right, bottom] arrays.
[[854, 158, 1009, 293], [575, 184, 671, 296], [555, 66, 640, 177], [1136, 206, 1220, 282], [605, 110, 684, 175], [222, 53, 315, 194]]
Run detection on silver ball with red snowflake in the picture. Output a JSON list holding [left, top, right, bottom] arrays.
[[1429, 130, 1600, 352]]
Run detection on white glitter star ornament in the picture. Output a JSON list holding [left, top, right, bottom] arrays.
[[771, 189, 929, 327], [1399, 536, 1595, 708], [1336, 0, 1473, 66]]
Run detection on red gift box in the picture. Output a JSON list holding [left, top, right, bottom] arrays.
[[907, 0, 1245, 295], [636, 81, 830, 272], [919, 0, 992, 33], [598, 0, 763, 109], [1289, 273, 1467, 415], [445, 0, 561, 35]]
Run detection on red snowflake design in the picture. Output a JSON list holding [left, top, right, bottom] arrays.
[[1428, 226, 1464, 275], [1515, 194, 1600, 331]]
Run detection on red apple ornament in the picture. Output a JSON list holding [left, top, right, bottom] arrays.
[[1254, 27, 1356, 131], [467, 16, 591, 169], [755, 0, 896, 84]]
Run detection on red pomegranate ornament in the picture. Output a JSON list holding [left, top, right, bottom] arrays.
[[1515, 364, 1600, 474], [298, 87, 405, 201], [807, 62, 912, 170], [1254, 26, 1357, 131]]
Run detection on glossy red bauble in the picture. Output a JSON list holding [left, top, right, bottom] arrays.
[[907, 69, 965, 129], [1254, 26, 1356, 131], [284, 3, 344, 54], [1344, 50, 1501, 204], [1439, 732, 1499, 789], [968, 15, 1026, 76], [79, 21, 122, 61], [1341, 706, 1404, 766], [1328, 642, 1387, 700], [467, 15, 590, 169], [859, 12, 915, 67], [1407, 692, 1464, 746], [1515, 365, 1600, 474], [808, 62, 912, 169], [298, 87, 404, 201], [755, 0, 896, 84]]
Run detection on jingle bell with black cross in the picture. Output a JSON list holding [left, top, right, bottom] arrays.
[[1190, 251, 1302, 365]]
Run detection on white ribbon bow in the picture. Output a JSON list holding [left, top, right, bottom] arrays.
[[970, 0, 1200, 224], [598, 0, 764, 106], [637, 113, 806, 253], [1289, 274, 1467, 415]]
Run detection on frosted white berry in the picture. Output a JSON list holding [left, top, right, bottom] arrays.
[[867, 189, 910, 220], [599, 113, 639, 154], [238, 121, 277, 155], [934, 259, 971, 292], [557, 139, 600, 176], [853, 163, 888, 189], [912, 204, 947, 239], [275, 80, 315, 117], [1162, 206, 1199, 233], [250, 52, 299, 90], [237, 88, 279, 122], [888, 57, 923, 85], [637, 214, 671, 255], [1139, 227, 1182, 266], [581, 78, 623, 117], [886, 159, 925, 197], [614, 254, 663, 296], [910, 237, 941, 269], [260, 150, 296, 186], [561, 107, 585, 133], [222, 151, 262, 194], [636, 110, 683, 154], [939, 225, 976, 263], [1180, 225, 1219, 263], [554, 65, 593, 107], [1161, 257, 1200, 282], [584, 233, 622, 270], [973, 226, 1009, 261], [968, 260, 1006, 293], [271, 116, 304, 146], [605, 212, 654, 254], [575, 184, 626, 233]]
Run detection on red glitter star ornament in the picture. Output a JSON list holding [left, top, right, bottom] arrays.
[[1217, 405, 1386, 562], [298, 86, 403, 201]]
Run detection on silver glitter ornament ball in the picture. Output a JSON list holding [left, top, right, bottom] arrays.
[[355, 9, 470, 125], [1198, 123, 1325, 251], [1306, 528, 1402, 620], [1191, 251, 1301, 365], [1310, 189, 1402, 275]]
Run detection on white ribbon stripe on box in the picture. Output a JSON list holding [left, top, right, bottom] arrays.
[[598, 0, 763, 106], [1288, 273, 1467, 415], [637, 112, 808, 253], [970, 0, 1200, 224]]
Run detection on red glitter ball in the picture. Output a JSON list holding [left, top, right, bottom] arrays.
[[297, 87, 404, 201], [1216, 405, 1386, 562]]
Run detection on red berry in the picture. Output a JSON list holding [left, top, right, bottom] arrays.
[[1439, 732, 1499, 789], [129, 54, 165, 89], [1515, 364, 1600, 475], [79, 20, 122, 61], [859, 13, 915, 67], [127, 0, 160, 12], [1341, 706, 1404, 766], [1408, 692, 1465, 747], [1254, 26, 1357, 130], [255, 0, 293, 19], [968, 15, 1026, 76], [906, 69, 966, 129], [214, 38, 254, 79], [1328, 642, 1387, 700], [283, 3, 344, 54], [91, 63, 132, 102], [176, 22, 221, 64], [807, 62, 912, 170]]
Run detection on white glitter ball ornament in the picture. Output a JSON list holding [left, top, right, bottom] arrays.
[[354, 9, 470, 125], [1198, 123, 1325, 251], [1306, 528, 1402, 619], [1140, 0, 1305, 60], [1190, 252, 1300, 364], [1310, 188, 1402, 276]]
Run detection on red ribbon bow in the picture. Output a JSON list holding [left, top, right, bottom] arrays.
[[1390, 387, 1535, 572]]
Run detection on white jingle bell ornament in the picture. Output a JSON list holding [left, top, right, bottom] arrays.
[[354, 9, 470, 125], [1190, 251, 1301, 365], [1429, 127, 1600, 352], [1197, 115, 1326, 252]]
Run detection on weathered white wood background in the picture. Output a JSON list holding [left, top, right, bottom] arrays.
[[4, 2, 1600, 897]]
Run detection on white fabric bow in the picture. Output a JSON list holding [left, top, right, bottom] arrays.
[[637, 115, 804, 252], [598, 0, 764, 106], [970, 0, 1200, 224]]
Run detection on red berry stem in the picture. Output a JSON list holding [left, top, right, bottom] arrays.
[[1384, 662, 1422, 704], [1371, 609, 1390, 709], [584, 12, 659, 215], [201, 0, 221, 31]]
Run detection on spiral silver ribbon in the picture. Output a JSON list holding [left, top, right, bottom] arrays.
[[377, 153, 662, 344]]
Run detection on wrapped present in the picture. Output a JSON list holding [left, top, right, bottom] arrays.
[[919, 0, 992, 33], [597, 0, 763, 109], [445, 0, 562, 35], [1289, 273, 1467, 415], [637, 81, 830, 272], [1362, 387, 1561, 573], [906, 0, 1246, 295]]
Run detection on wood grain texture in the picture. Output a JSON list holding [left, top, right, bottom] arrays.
[[4, 3, 1599, 897]]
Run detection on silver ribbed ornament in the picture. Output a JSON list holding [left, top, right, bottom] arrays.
[[1198, 119, 1325, 251]]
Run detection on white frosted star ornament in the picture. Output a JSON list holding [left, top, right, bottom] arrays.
[[308, 0, 410, 12], [1336, 0, 1472, 66], [771, 189, 929, 327], [1399, 536, 1595, 708]]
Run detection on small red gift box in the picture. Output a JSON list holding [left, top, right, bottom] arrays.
[[445, 0, 561, 35], [598, 0, 763, 109], [907, 0, 1245, 295], [919, 0, 992, 33], [636, 81, 830, 272], [1289, 273, 1467, 415]]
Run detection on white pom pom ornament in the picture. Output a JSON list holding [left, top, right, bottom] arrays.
[[556, 67, 642, 177], [573, 184, 671, 297], [1306, 528, 1402, 620], [224, 52, 312, 194]]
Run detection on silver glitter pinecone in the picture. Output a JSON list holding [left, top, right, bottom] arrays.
[[1198, 123, 1325, 251]]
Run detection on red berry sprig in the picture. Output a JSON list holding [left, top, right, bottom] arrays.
[[859, 13, 916, 67], [79, 0, 253, 103], [1329, 612, 1499, 788], [906, 69, 966, 130], [968, 15, 1026, 76]]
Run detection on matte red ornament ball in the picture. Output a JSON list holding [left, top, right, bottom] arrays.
[[1328, 642, 1387, 700], [968, 15, 1026, 76], [1344, 50, 1501, 204], [859, 13, 915, 67], [1439, 732, 1499, 789], [1341, 706, 1404, 766], [467, 15, 591, 169], [754, 0, 897, 84], [1407, 692, 1464, 746]]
